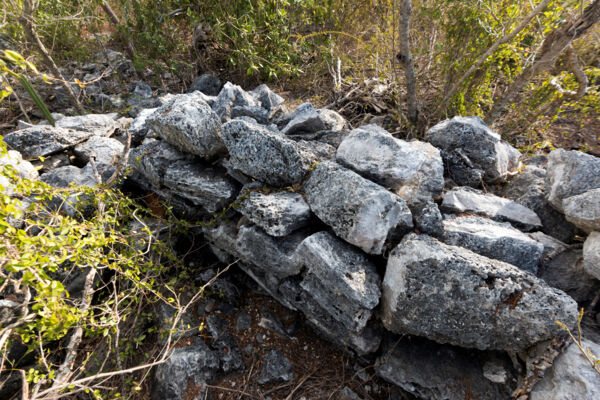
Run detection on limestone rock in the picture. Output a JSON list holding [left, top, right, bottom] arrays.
[[250, 84, 284, 110], [127, 107, 157, 144], [375, 335, 516, 400], [530, 340, 600, 400], [441, 186, 542, 231], [212, 82, 258, 121], [563, 189, 600, 233], [128, 140, 191, 189], [381, 234, 577, 351], [545, 149, 600, 212], [411, 201, 443, 237], [189, 73, 222, 96], [237, 188, 311, 236], [4, 126, 92, 159], [0, 150, 38, 180], [296, 231, 380, 332], [425, 116, 521, 186], [221, 119, 317, 186], [442, 215, 544, 273], [583, 232, 600, 280], [336, 124, 443, 204], [303, 161, 413, 255], [281, 103, 346, 135], [257, 349, 295, 385], [146, 92, 225, 158], [73, 136, 124, 176], [55, 113, 119, 137]]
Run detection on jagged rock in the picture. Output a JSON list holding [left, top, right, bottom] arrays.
[[530, 339, 600, 400], [151, 341, 219, 400], [281, 103, 346, 135], [545, 149, 600, 212], [535, 237, 600, 303], [257, 349, 295, 385], [441, 186, 542, 231], [146, 92, 225, 158], [296, 231, 380, 332], [250, 84, 284, 110], [278, 279, 382, 355], [156, 303, 201, 345], [563, 189, 600, 233], [297, 139, 336, 160], [128, 140, 191, 188], [4, 126, 92, 159], [442, 215, 544, 273], [213, 82, 257, 121], [0, 150, 38, 180], [218, 158, 252, 185], [128, 107, 157, 144], [237, 188, 311, 236], [202, 219, 240, 259], [235, 224, 305, 279], [375, 335, 516, 400], [583, 232, 600, 280], [303, 161, 413, 255], [503, 165, 578, 243], [221, 119, 317, 186], [205, 315, 243, 373], [190, 74, 222, 96], [336, 124, 443, 204], [381, 234, 577, 351], [425, 116, 521, 186], [41, 165, 97, 188], [411, 201, 443, 236], [162, 161, 239, 213], [74, 136, 124, 177], [231, 105, 270, 124], [55, 113, 119, 137]]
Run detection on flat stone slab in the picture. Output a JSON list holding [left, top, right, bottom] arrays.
[[376, 336, 516, 400], [563, 188, 600, 233], [222, 119, 317, 186], [441, 186, 542, 231], [146, 92, 225, 158], [237, 188, 311, 236], [425, 116, 520, 186], [303, 161, 413, 255], [4, 126, 92, 159], [336, 124, 443, 204], [442, 215, 544, 273], [381, 234, 577, 351], [296, 231, 380, 332], [55, 113, 119, 137], [545, 149, 600, 212]]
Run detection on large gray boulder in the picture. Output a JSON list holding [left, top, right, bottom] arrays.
[[237, 188, 311, 236], [151, 342, 219, 400], [212, 82, 258, 121], [221, 119, 317, 186], [296, 231, 380, 332], [563, 188, 600, 233], [281, 103, 346, 135], [583, 232, 600, 280], [530, 339, 600, 400], [375, 336, 516, 400], [4, 126, 92, 159], [441, 186, 542, 231], [425, 116, 520, 186], [545, 149, 600, 212], [162, 161, 239, 213], [235, 224, 306, 279], [381, 234, 577, 351], [336, 124, 443, 205], [55, 113, 119, 137], [303, 161, 413, 255], [146, 92, 225, 158], [442, 215, 544, 273]]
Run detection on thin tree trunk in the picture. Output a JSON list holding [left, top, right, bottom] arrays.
[[19, 0, 85, 114], [397, 0, 418, 125], [101, 1, 138, 66], [441, 0, 552, 109], [486, 0, 600, 125]]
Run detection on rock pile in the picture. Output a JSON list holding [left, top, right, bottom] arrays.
[[3, 78, 600, 400]]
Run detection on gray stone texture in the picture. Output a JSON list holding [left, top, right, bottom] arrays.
[[381, 234, 578, 351], [250, 84, 284, 110], [303, 161, 413, 255], [563, 188, 600, 233], [190, 73, 222, 96], [212, 82, 258, 121], [336, 124, 443, 205], [257, 349, 295, 385], [55, 113, 119, 137], [146, 92, 225, 158], [281, 103, 346, 135], [0, 150, 38, 180], [425, 116, 521, 186], [4, 126, 92, 159], [583, 232, 600, 280]]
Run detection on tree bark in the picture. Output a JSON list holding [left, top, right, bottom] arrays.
[[486, 0, 600, 125], [441, 0, 552, 110], [397, 0, 418, 125], [19, 0, 85, 114]]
